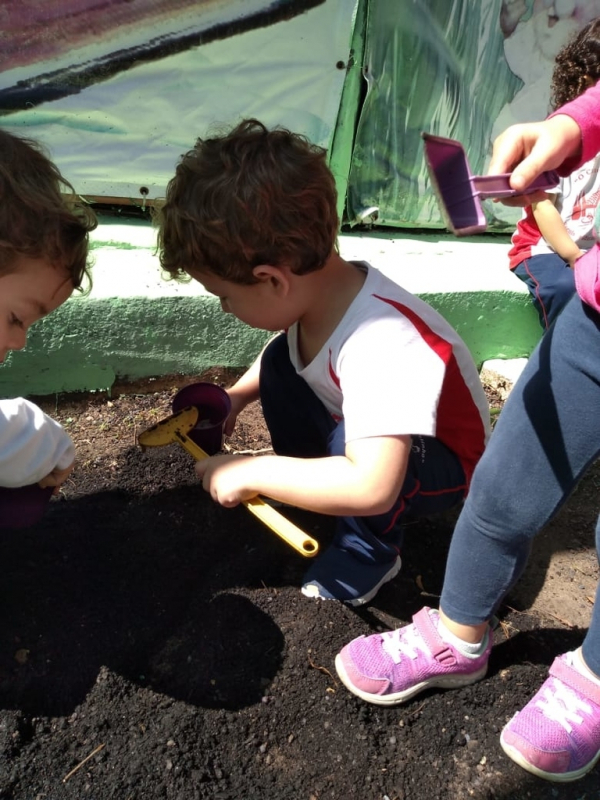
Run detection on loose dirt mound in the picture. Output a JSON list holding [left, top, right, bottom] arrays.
[[0, 369, 598, 799]]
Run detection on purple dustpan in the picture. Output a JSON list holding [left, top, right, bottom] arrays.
[[422, 132, 560, 236]]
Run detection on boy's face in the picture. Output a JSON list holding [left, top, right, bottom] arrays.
[[189, 267, 296, 331], [0, 256, 74, 363]]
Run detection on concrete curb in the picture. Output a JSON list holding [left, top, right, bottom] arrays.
[[0, 218, 540, 397]]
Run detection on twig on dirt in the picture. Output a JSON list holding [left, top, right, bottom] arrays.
[[307, 653, 338, 688], [573, 565, 593, 576], [498, 619, 518, 639], [408, 701, 427, 718], [586, 596, 595, 605], [540, 611, 576, 628], [415, 574, 440, 599], [225, 446, 274, 456], [505, 603, 576, 629], [62, 743, 105, 783]]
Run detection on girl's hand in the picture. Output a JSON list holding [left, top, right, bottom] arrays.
[[488, 115, 582, 206], [569, 249, 586, 268], [38, 460, 75, 494], [195, 454, 257, 507]]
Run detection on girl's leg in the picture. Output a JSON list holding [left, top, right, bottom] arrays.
[[336, 295, 600, 711], [514, 253, 576, 330], [441, 294, 600, 630], [582, 514, 600, 677]]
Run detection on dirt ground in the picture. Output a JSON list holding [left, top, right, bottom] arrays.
[[0, 367, 598, 800]]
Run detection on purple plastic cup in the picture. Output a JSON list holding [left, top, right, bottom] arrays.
[[172, 382, 232, 455], [0, 484, 54, 529]]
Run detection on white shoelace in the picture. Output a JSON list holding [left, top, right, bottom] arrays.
[[381, 625, 425, 664], [536, 678, 592, 735]]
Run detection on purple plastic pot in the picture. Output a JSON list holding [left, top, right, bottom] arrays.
[[172, 382, 232, 455], [0, 484, 54, 529]]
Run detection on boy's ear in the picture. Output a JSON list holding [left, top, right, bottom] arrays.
[[252, 264, 291, 294]]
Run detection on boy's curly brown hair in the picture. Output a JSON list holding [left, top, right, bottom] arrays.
[[551, 18, 600, 111], [0, 129, 97, 288], [156, 119, 339, 284]]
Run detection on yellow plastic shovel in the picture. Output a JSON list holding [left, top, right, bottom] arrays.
[[138, 406, 319, 558]]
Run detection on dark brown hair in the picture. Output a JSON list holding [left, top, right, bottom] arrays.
[[551, 18, 600, 110], [0, 129, 97, 288], [156, 119, 338, 284]]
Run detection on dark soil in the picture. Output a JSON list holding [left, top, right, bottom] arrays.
[[0, 368, 598, 800]]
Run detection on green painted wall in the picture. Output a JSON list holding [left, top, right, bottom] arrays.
[[0, 218, 541, 398]]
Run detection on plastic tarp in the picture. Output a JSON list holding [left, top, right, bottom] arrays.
[[0, 0, 358, 202], [347, 0, 597, 230]]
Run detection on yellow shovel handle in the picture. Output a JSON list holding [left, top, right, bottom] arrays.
[[174, 431, 319, 557]]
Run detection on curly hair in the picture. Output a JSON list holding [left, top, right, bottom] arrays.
[[0, 129, 97, 288], [550, 18, 600, 111], [156, 119, 339, 284]]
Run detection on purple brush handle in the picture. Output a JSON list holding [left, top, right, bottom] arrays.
[[471, 171, 559, 199]]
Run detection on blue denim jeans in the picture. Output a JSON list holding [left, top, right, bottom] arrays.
[[514, 253, 577, 331], [441, 293, 600, 675], [259, 334, 467, 562]]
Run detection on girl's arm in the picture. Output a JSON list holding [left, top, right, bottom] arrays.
[[531, 195, 584, 267], [0, 398, 75, 487], [488, 81, 600, 194]]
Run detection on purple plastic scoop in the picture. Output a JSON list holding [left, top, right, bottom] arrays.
[[422, 132, 560, 236]]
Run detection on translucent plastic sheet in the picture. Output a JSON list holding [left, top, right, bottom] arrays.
[[0, 0, 358, 202], [347, 0, 524, 229]]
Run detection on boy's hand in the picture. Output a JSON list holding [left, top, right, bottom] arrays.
[[38, 460, 75, 494], [195, 454, 256, 507]]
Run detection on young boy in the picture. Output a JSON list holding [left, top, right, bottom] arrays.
[[157, 118, 490, 605], [0, 128, 97, 525]]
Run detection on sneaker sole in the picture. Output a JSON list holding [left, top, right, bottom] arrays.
[[335, 653, 488, 706], [500, 730, 600, 783], [301, 555, 402, 606], [347, 555, 402, 607]]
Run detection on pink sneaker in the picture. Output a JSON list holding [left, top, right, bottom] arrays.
[[500, 652, 600, 782], [335, 607, 491, 706]]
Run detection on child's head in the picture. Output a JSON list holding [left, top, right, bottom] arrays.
[[550, 17, 600, 109], [0, 129, 97, 361], [157, 118, 339, 285]]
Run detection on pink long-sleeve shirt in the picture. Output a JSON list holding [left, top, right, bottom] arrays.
[[550, 82, 600, 312]]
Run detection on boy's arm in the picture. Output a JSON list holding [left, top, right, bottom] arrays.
[[531, 195, 585, 267], [0, 398, 75, 488], [224, 335, 281, 436], [195, 434, 412, 516], [224, 352, 262, 437]]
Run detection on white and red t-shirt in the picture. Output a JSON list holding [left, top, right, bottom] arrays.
[[508, 154, 600, 269], [286, 263, 490, 485]]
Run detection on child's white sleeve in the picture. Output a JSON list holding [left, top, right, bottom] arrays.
[[0, 398, 75, 487]]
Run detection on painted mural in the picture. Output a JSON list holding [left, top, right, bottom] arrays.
[[0, 0, 357, 204], [3, 0, 600, 228], [0, 1, 325, 109], [347, 0, 600, 230]]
